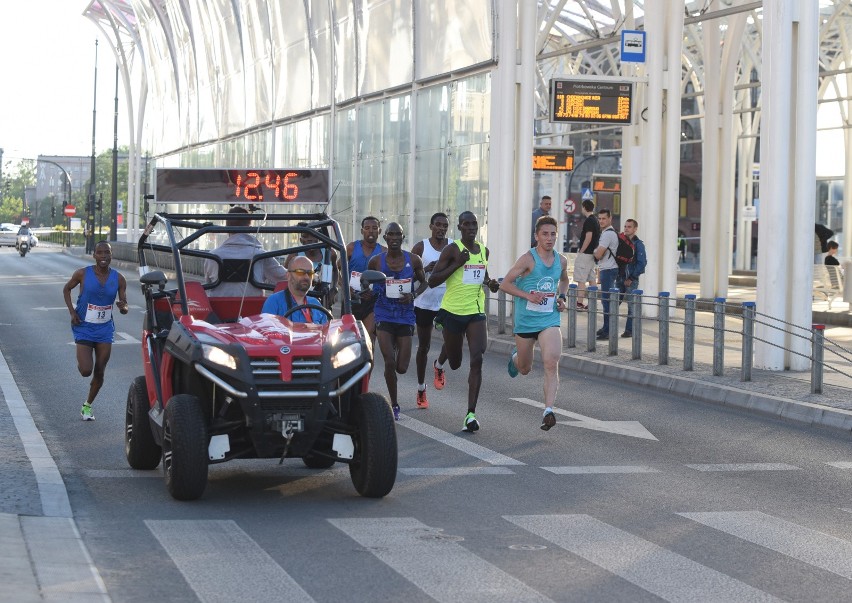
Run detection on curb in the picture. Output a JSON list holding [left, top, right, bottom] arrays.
[[483, 334, 852, 435]]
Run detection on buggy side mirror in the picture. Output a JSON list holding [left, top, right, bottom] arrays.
[[359, 269, 387, 291], [140, 270, 168, 291]]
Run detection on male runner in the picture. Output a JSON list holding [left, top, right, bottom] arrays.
[[62, 241, 130, 420], [410, 212, 452, 409], [368, 223, 428, 421], [345, 216, 384, 340], [499, 216, 570, 430], [428, 211, 500, 432]]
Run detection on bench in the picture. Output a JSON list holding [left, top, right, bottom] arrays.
[[813, 264, 845, 309]]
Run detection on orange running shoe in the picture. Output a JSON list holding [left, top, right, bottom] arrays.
[[433, 360, 446, 390], [416, 389, 429, 409]]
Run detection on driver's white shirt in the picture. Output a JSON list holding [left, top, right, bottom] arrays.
[[204, 234, 288, 297]]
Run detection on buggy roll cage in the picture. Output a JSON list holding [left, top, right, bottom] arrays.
[[137, 211, 353, 317]]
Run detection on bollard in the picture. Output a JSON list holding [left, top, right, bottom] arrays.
[[713, 297, 726, 376], [497, 289, 507, 334], [683, 294, 696, 371], [608, 287, 619, 356], [567, 284, 577, 348], [587, 286, 598, 352], [658, 292, 670, 365], [631, 289, 643, 360], [811, 324, 825, 394], [741, 302, 756, 382]]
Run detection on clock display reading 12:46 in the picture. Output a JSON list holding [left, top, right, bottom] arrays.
[[154, 168, 330, 204]]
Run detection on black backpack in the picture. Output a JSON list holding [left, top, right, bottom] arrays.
[[611, 231, 635, 267]]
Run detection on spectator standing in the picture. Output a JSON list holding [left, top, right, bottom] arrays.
[[617, 219, 647, 338], [825, 241, 840, 266], [573, 200, 599, 309], [530, 196, 552, 247], [593, 209, 619, 341], [815, 223, 834, 264]]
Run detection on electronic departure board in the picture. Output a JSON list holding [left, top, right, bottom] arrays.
[[532, 148, 574, 172], [154, 168, 330, 204], [550, 79, 634, 125], [593, 175, 622, 193]]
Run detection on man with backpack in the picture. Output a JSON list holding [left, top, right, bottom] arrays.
[[617, 219, 646, 338], [593, 209, 621, 340]]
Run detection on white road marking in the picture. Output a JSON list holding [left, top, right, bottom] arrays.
[[679, 511, 852, 580], [398, 416, 525, 466], [145, 520, 315, 602], [329, 517, 552, 603], [505, 514, 779, 602], [511, 397, 657, 440], [685, 463, 800, 472], [399, 467, 516, 476], [825, 461, 852, 469], [541, 466, 661, 474]]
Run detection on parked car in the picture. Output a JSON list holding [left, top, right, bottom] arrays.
[[0, 224, 17, 247]]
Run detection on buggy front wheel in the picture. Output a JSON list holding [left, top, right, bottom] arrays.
[[348, 392, 397, 498]]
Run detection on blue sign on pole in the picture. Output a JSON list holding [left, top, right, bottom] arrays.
[[581, 187, 593, 201], [621, 30, 646, 63]]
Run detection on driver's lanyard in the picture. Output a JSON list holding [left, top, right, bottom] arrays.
[[286, 290, 313, 323]]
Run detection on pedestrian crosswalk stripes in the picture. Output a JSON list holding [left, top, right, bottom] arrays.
[[141, 511, 852, 601], [504, 514, 779, 602], [685, 463, 800, 472], [826, 461, 852, 469], [328, 517, 552, 603], [398, 467, 516, 476], [679, 511, 852, 580], [541, 465, 661, 474], [145, 519, 314, 602], [398, 415, 526, 466]]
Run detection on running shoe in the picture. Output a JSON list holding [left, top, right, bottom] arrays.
[[80, 403, 95, 421], [416, 389, 429, 409], [433, 360, 446, 390], [392, 404, 401, 421], [541, 410, 556, 431], [507, 348, 519, 378], [463, 411, 480, 432]]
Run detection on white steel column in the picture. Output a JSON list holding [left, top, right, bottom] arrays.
[[660, 3, 683, 297], [514, 0, 536, 265], [755, 1, 819, 370], [700, 22, 721, 298], [487, 1, 519, 277], [637, 3, 664, 301]]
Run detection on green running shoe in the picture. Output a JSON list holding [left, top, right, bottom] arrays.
[[507, 348, 518, 378], [80, 403, 95, 421], [463, 411, 479, 432]]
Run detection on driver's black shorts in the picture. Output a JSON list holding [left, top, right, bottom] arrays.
[[376, 321, 415, 338]]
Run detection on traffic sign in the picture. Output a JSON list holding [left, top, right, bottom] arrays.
[[564, 199, 576, 214], [581, 188, 593, 201], [621, 30, 646, 63], [64, 204, 76, 217]]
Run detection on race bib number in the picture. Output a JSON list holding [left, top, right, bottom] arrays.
[[321, 263, 333, 283], [85, 303, 112, 324], [350, 270, 362, 291], [526, 292, 555, 313], [462, 264, 486, 285], [385, 278, 412, 299]]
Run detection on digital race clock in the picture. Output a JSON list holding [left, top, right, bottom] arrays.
[[154, 168, 330, 204], [550, 78, 633, 125]]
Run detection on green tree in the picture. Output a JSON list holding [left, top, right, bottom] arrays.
[[0, 196, 24, 224]]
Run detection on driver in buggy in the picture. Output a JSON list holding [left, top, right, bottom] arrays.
[[261, 255, 329, 324], [285, 223, 340, 309]]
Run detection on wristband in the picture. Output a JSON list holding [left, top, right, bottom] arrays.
[[558, 293, 567, 301]]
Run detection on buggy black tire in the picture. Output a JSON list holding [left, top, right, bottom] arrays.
[[125, 376, 161, 470], [162, 394, 208, 501], [302, 453, 336, 469], [348, 392, 397, 497]]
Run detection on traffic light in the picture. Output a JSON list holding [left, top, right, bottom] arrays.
[[51, 206, 56, 219], [96, 193, 103, 212]]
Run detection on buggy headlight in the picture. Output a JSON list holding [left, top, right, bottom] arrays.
[[202, 345, 237, 370], [332, 342, 362, 369]]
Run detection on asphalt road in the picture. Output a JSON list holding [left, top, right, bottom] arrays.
[[3, 247, 852, 602]]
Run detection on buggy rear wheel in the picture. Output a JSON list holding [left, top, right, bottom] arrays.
[[125, 376, 161, 470], [348, 392, 397, 498], [162, 394, 208, 501]]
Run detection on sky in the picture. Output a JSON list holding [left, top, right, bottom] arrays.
[[0, 1, 127, 168]]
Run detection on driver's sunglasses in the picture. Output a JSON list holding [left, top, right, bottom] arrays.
[[290, 269, 315, 277]]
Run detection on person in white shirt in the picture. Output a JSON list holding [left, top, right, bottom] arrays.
[[593, 209, 619, 340]]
